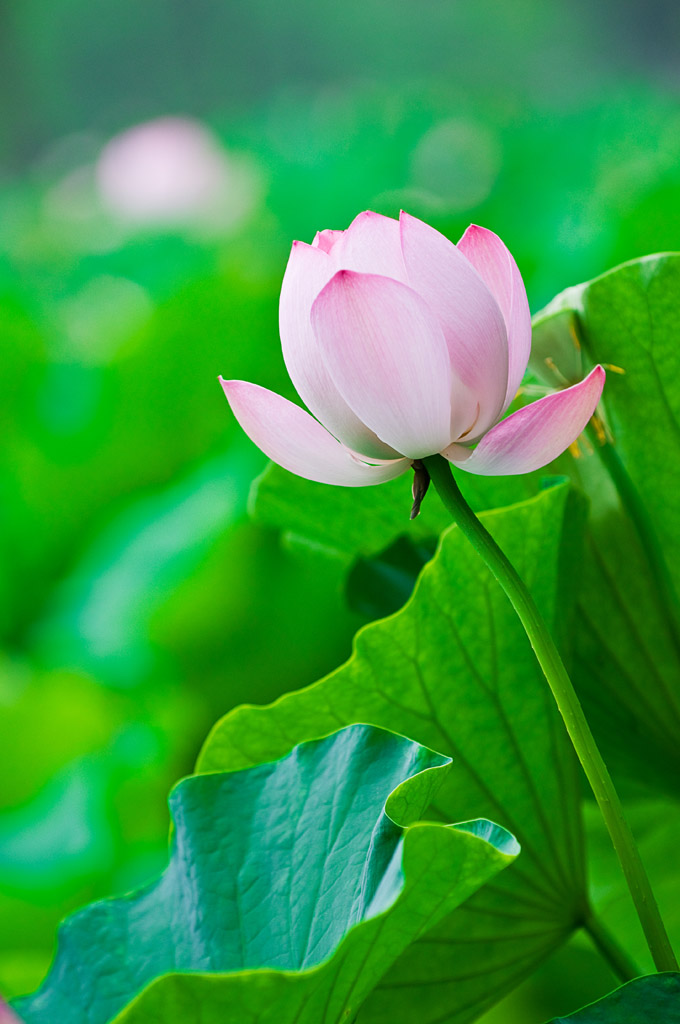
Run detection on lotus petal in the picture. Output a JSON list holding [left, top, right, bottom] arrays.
[[220, 379, 409, 486], [400, 212, 509, 439], [458, 224, 532, 412], [312, 271, 453, 459], [444, 366, 605, 476], [330, 210, 408, 283], [279, 241, 397, 458]]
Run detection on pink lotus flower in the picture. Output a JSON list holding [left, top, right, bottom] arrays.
[[220, 211, 604, 486]]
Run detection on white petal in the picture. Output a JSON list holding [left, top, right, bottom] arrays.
[[311, 271, 453, 459], [220, 378, 409, 486], [330, 210, 408, 282], [312, 228, 343, 253], [458, 225, 531, 412], [400, 212, 509, 438], [279, 240, 397, 458]]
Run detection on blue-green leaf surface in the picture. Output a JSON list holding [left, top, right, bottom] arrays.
[[15, 725, 516, 1024], [546, 973, 680, 1022]]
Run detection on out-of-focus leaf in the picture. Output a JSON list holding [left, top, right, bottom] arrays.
[[545, 973, 680, 1022], [32, 446, 258, 688], [15, 726, 517, 1024], [199, 483, 588, 1024], [153, 518, 363, 711], [252, 461, 538, 566], [0, 663, 202, 997], [585, 797, 680, 975], [532, 254, 680, 795], [0, 758, 114, 896], [252, 461, 543, 637], [0, 266, 286, 645], [346, 534, 437, 620], [0, 665, 114, 810]]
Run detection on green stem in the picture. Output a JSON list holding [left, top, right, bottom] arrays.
[[423, 454, 678, 974], [583, 911, 641, 982], [592, 431, 680, 672]]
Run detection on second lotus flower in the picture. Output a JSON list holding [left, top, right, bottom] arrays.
[[220, 211, 604, 486]]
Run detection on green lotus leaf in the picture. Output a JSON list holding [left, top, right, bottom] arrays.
[[532, 253, 680, 795]]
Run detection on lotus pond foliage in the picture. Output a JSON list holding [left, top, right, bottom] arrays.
[[3, 3, 680, 1022], [8, 241, 680, 1022]]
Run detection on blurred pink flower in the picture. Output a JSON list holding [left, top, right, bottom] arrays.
[[220, 211, 604, 486], [96, 117, 235, 225]]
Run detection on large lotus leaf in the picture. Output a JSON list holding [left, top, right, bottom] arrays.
[[546, 973, 680, 1022], [253, 463, 544, 630], [252, 460, 538, 567], [254, 254, 680, 799], [532, 254, 680, 794], [14, 725, 517, 1024], [199, 483, 587, 1024]]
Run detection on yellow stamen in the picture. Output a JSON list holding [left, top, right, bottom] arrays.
[[568, 321, 581, 350], [590, 413, 607, 445], [544, 357, 570, 386], [517, 384, 552, 398]]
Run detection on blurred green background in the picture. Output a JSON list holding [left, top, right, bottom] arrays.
[[1, 0, 679, 1018]]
